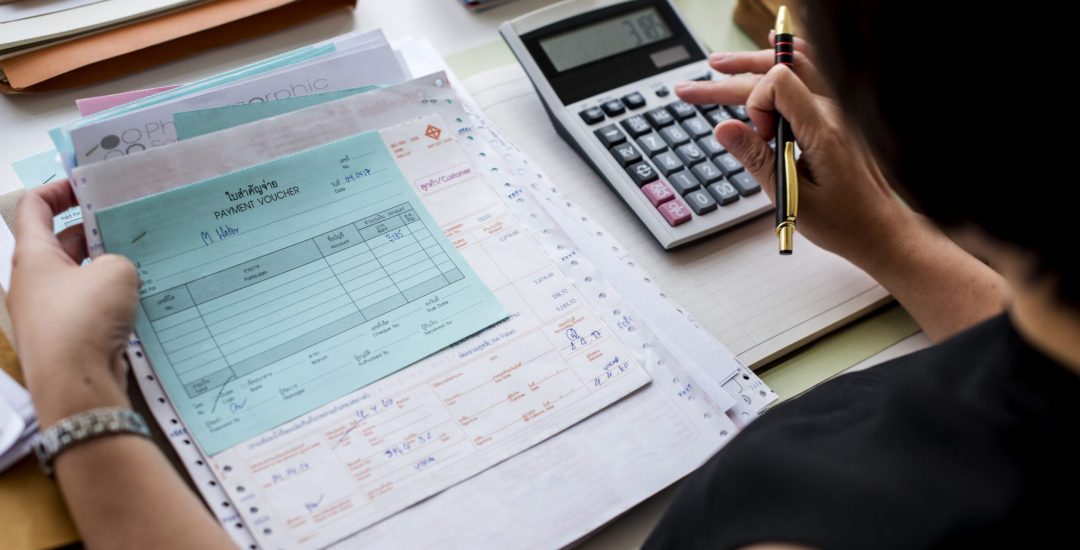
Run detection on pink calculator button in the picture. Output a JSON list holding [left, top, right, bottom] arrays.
[[642, 180, 675, 206], [658, 199, 692, 226]]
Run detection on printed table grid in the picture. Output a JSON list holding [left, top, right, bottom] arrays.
[[141, 203, 466, 398]]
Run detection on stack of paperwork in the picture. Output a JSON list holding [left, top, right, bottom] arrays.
[[3, 30, 776, 548]]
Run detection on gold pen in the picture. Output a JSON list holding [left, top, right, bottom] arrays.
[[774, 6, 798, 254]]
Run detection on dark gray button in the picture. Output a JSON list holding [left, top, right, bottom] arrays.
[[675, 142, 706, 166], [697, 135, 725, 157], [724, 105, 750, 121], [691, 160, 724, 184], [622, 92, 646, 109], [626, 162, 658, 186], [707, 180, 740, 205], [682, 116, 712, 138], [706, 108, 735, 126], [686, 189, 718, 214], [666, 101, 697, 120], [636, 132, 668, 156], [594, 124, 625, 148], [610, 142, 642, 167], [697, 103, 719, 113], [602, 100, 626, 116], [621, 115, 652, 137], [714, 153, 744, 176], [645, 107, 675, 128], [729, 171, 762, 196], [655, 86, 670, 97], [579, 107, 604, 124], [668, 171, 701, 195], [652, 151, 684, 175], [659, 125, 691, 147]]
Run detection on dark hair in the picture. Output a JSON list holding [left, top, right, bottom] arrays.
[[802, 1, 1077, 306]]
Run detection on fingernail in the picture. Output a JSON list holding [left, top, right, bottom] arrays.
[[709, 52, 730, 63]]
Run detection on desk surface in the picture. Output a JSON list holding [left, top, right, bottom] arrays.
[[0, 1, 920, 548]]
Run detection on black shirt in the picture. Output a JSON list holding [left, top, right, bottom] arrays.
[[645, 314, 1079, 549]]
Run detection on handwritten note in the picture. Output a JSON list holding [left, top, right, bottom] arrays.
[[96, 129, 507, 455]]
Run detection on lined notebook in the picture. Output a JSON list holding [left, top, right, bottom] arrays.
[[462, 64, 890, 367]]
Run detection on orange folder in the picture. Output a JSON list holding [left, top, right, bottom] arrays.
[[0, 0, 358, 93]]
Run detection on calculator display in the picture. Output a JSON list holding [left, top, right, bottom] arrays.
[[539, 8, 672, 72]]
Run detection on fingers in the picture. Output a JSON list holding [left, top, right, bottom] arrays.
[[675, 74, 760, 106], [745, 64, 829, 147], [12, 181, 81, 271], [88, 253, 140, 289], [55, 224, 89, 263], [713, 121, 777, 204], [13, 181, 77, 242], [707, 49, 828, 96]]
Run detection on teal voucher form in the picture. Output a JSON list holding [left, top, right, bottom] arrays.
[[97, 130, 508, 455]]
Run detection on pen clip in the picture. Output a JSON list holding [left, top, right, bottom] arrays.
[[784, 141, 798, 218]]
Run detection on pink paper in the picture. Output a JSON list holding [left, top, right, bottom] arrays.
[[75, 84, 180, 116]]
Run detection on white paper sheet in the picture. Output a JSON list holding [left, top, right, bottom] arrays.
[[0, 368, 35, 472], [0, 0, 105, 24], [461, 64, 891, 367], [0, 0, 201, 51]]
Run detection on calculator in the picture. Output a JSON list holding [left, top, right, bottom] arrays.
[[501, 0, 771, 249]]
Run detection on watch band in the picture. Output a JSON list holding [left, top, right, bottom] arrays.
[[33, 407, 151, 477]]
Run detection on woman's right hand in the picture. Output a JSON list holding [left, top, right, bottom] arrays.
[[674, 38, 917, 271]]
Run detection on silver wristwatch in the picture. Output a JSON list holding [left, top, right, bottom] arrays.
[[33, 407, 151, 476]]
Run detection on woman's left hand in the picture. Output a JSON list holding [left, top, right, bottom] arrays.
[[6, 180, 140, 428]]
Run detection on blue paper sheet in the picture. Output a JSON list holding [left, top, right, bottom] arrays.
[[96, 130, 507, 454]]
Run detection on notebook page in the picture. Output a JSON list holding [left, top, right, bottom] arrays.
[[462, 64, 890, 367]]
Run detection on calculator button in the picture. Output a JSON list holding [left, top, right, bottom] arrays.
[[697, 103, 719, 113], [636, 132, 668, 156], [686, 189, 718, 214], [668, 171, 701, 195], [621, 115, 652, 137], [579, 107, 605, 124], [693, 73, 712, 81], [724, 105, 750, 121], [714, 153, 745, 177], [675, 143, 706, 166], [691, 160, 724, 184], [652, 151, 684, 175], [622, 92, 646, 109], [642, 180, 677, 206], [627, 162, 659, 186], [594, 124, 626, 148], [655, 86, 670, 97], [659, 125, 691, 147], [729, 171, 762, 196], [658, 199, 693, 226], [705, 108, 735, 126], [666, 101, 697, 120], [645, 107, 675, 128], [697, 135, 725, 158], [610, 142, 642, 167], [707, 180, 740, 205], [682, 116, 712, 138], [602, 100, 626, 116]]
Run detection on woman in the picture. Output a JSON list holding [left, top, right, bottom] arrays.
[[6, 2, 1075, 548]]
